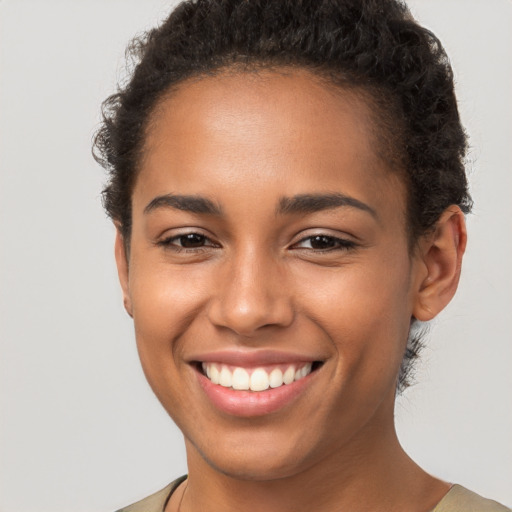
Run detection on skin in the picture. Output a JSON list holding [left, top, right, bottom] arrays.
[[115, 69, 467, 511]]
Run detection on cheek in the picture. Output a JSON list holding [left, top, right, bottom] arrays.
[[294, 252, 413, 376], [128, 261, 211, 382], [131, 258, 209, 324]]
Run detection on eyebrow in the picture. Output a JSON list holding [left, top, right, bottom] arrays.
[[144, 194, 222, 215], [276, 193, 377, 218], [143, 192, 376, 219]]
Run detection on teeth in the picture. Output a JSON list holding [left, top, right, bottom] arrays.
[[201, 362, 314, 391], [232, 367, 250, 390], [219, 366, 232, 387], [210, 364, 220, 384], [269, 368, 283, 388], [301, 363, 312, 378], [283, 366, 295, 385], [250, 368, 270, 391]]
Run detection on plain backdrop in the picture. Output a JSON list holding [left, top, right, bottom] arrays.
[[0, 1, 511, 511]]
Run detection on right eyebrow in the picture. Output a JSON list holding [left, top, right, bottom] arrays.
[[143, 194, 223, 215]]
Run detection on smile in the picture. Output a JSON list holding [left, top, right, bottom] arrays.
[[194, 357, 324, 417], [201, 362, 314, 392]]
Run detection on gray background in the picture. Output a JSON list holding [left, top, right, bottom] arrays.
[[0, 1, 510, 510]]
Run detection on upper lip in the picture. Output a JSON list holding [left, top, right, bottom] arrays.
[[187, 349, 324, 367]]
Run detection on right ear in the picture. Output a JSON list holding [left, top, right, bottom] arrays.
[[114, 226, 133, 318]]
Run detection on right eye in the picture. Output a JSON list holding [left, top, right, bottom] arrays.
[[157, 232, 219, 251]]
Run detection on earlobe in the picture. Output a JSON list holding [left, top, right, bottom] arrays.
[[413, 206, 467, 322], [114, 226, 133, 318]]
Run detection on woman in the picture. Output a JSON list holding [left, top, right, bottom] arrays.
[[93, 1, 509, 511]]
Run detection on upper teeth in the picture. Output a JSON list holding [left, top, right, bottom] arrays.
[[201, 362, 313, 392]]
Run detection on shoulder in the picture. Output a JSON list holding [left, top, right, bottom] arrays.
[[114, 476, 187, 512], [433, 485, 510, 512]]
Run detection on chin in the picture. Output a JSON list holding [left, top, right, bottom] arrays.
[[201, 450, 309, 482], [186, 426, 321, 482]]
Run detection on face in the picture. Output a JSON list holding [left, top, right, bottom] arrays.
[[117, 69, 428, 480]]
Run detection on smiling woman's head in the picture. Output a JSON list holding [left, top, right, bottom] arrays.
[[93, 0, 472, 395], [93, 0, 470, 493], [93, 0, 471, 243]]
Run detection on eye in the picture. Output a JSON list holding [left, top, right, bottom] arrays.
[[292, 234, 356, 251], [174, 233, 208, 248], [157, 232, 219, 250]]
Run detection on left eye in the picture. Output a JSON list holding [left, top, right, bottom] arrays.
[[293, 235, 355, 251]]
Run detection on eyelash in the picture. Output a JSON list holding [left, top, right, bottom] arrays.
[[157, 232, 357, 253], [157, 232, 219, 253], [292, 234, 357, 252]]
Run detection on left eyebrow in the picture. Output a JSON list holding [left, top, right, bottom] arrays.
[[276, 193, 377, 219], [144, 194, 223, 215]]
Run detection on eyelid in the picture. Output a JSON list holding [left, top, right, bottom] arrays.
[[155, 228, 357, 252], [290, 233, 357, 251], [156, 228, 221, 249]]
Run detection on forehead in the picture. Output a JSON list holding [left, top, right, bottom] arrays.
[[137, 69, 406, 225], [145, 69, 376, 170]]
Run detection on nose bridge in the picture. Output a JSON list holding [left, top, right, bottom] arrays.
[[208, 243, 293, 336]]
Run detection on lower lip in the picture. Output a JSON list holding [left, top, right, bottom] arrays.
[[197, 369, 317, 417]]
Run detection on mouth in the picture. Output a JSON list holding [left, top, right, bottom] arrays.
[[197, 361, 324, 392], [192, 357, 325, 417]]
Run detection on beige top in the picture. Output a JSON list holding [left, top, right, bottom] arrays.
[[116, 477, 511, 512]]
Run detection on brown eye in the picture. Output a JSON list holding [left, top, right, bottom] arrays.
[[179, 233, 207, 248], [309, 235, 337, 249], [157, 231, 220, 251], [293, 234, 356, 252]]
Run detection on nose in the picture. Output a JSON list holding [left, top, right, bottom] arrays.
[[207, 248, 294, 337]]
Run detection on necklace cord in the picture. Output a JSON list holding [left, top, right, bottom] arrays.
[[177, 481, 188, 512]]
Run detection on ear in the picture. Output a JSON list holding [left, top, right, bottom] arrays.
[[412, 206, 467, 321], [114, 226, 133, 318]]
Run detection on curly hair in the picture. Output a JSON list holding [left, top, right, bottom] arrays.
[[92, 0, 472, 390]]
